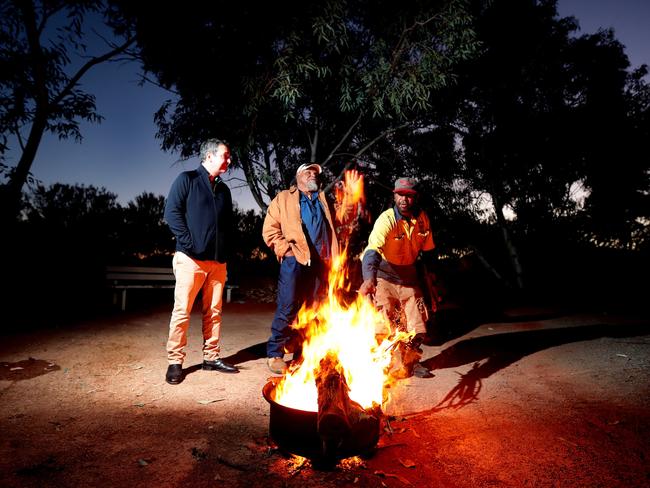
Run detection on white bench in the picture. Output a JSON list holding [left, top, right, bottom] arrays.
[[106, 266, 238, 311]]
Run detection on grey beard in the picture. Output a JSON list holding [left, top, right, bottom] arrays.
[[306, 180, 319, 192]]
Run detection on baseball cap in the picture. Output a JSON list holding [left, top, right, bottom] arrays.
[[393, 177, 418, 195], [296, 163, 322, 176]]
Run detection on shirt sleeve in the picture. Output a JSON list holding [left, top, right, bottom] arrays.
[[361, 211, 393, 281]]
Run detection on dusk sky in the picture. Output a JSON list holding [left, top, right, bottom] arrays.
[[5, 0, 650, 213]]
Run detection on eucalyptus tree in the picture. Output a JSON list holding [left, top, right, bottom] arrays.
[[0, 0, 135, 222], [118, 0, 480, 209], [424, 0, 650, 289]]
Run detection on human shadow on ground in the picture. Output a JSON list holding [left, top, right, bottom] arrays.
[[182, 364, 203, 376], [182, 343, 267, 377], [221, 342, 267, 365], [426, 304, 567, 346], [422, 322, 649, 411]]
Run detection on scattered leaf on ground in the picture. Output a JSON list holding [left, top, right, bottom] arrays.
[[558, 436, 578, 447], [374, 470, 412, 485], [197, 398, 225, 405], [399, 458, 417, 468]]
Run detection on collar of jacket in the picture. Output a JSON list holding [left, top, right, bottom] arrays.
[[198, 164, 211, 182], [198, 164, 222, 189]]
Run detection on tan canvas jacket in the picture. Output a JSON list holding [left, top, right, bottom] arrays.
[[262, 186, 341, 266]]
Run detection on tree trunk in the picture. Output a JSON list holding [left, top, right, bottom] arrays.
[[239, 152, 269, 211], [1, 114, 47, 222], [492, 192, 524, 289]]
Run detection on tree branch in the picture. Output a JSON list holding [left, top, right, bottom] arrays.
[[322, 121, 410, 194], [308, 125, 319, 162], [37, 3, 65, 35], [390, 14, 440, 71], [321, 113, 362, 166], [50, 36, 136, 108], [137, 73, 181, 96], [13, 123, 25, 151]]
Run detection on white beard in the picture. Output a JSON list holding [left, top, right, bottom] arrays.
[[306, 180, 319, 192]]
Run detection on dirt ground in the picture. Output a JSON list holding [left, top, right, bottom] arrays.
[[1, 298, 649, 488]]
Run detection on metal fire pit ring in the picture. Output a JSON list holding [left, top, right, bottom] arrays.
[[262, 381, 380, 463]]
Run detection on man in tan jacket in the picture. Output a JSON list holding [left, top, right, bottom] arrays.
[[262, 163, 344, 374]]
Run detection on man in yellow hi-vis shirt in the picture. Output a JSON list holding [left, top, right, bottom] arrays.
[[359, 177, 435, 378]]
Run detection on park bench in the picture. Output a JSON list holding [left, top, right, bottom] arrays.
[[106, 265, 238, 311]]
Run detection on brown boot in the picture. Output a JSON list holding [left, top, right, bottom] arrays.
[[412, 362, 434, 378], [267, 357, 287, 375]]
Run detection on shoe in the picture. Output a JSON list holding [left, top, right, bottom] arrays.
[[166, 364, 183, 384], [267, 357, 287, 375], [202, 358, 239, 373], [412, 362, 434, 379]]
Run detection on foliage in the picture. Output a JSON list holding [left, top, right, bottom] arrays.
[[0, 0, 134, 221], [119, 192, 173, 263], [3, 181, 273, 320], [115, 0, 649, 297], [116, 0, 480, 209], [394, 0, 650, 289], [3, 0, 647, 313], [24, 182, 123, 261]]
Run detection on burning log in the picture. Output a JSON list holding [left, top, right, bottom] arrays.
[[315, 353, 381, 459]]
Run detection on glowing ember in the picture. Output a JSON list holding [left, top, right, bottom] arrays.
[[272, 169, 413, 412]]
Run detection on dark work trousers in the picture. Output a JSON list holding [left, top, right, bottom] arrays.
[[266, 255, 327, 358]]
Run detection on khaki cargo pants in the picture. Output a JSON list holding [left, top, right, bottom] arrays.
[[373, 277, 428, 335]]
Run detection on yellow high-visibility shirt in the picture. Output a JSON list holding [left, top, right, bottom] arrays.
[[363, 207, 434, 269]]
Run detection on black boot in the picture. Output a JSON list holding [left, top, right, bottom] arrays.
[[165, 364, 183, 384], [407, 334, 433, 378]]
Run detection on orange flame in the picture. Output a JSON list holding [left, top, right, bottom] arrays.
[[335, 168, 366, 223], [273, 169, 413, 412]]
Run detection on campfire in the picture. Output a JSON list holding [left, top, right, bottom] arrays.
[[263, 170, 414, 463]]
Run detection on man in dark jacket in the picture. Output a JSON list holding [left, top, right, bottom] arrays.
[[163, 138, 238, 385]]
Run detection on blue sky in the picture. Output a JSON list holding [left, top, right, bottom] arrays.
[[4, 0, 649, 213]]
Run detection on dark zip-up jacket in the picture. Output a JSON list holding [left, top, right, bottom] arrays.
[[164, 165, 232, 262]]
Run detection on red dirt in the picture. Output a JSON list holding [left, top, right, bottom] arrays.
[[1, 301, 649, 487]]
